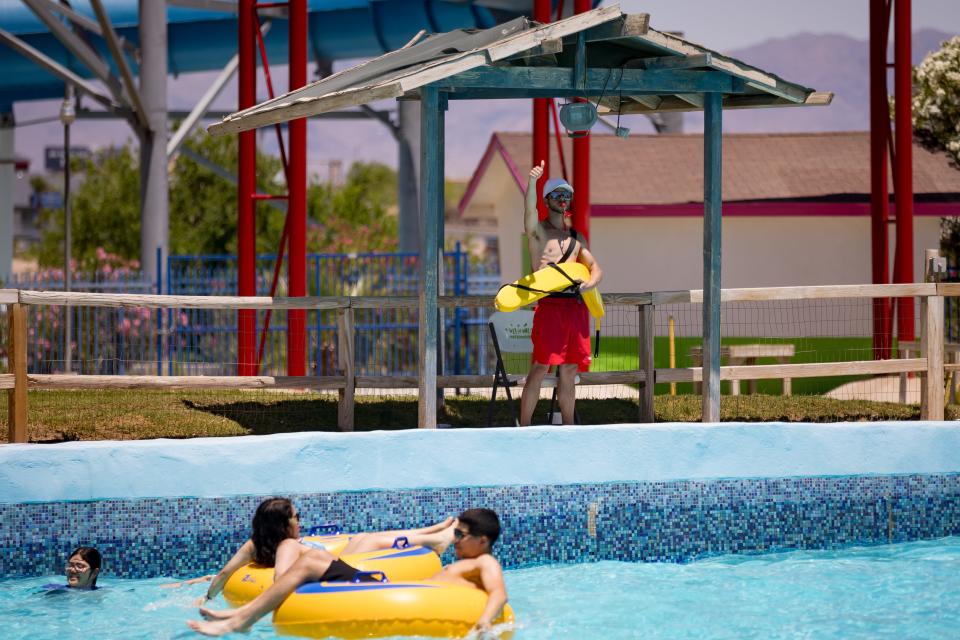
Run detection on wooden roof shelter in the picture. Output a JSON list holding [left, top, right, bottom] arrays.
[[209, 4, 833, 426]]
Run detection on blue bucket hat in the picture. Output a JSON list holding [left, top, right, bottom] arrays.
[[542, 178, 574, 201]]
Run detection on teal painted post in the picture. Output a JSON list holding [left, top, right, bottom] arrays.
[[419, 86, 443, 428], [702, 92, 723, 423]]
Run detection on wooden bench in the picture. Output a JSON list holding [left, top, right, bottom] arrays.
[[898, 340, 960, 405], [689, 343, 796, 396]]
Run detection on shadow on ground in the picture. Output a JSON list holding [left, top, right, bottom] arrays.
[[181, 397, 644, 433]]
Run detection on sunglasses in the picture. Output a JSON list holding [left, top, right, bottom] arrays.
[[548, 191, 572, 202], [453, 528, 473, 541]]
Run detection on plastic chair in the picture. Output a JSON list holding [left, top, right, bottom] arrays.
[[487, 311, 533, 427]]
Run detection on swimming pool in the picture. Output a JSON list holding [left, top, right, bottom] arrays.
[[1, 423, 959, 637], [2, 536, 958, 639]]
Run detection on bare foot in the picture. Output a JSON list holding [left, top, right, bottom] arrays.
[[416, 516, 454, 535], [187, 618, 245, 637], [421, 520, 457, 555], [199, 605, 240, 621]]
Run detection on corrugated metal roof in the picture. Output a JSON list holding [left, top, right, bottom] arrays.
[[209, 4, 832, 137]]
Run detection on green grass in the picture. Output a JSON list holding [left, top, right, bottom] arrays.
[[1, 389, 952, 444], [592, 335, 890, 396]]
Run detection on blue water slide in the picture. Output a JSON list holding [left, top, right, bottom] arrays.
[[0, 0, 538, 105]]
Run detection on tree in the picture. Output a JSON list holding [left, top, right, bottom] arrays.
[[30, 138, 407, 269], [912, 37, 960, 264], [307, 161, 399, 253], [912, 35, 960, 168], [169, 129, 286, 256], [31, 144, 141, 271], [31, 131, 288, 269]]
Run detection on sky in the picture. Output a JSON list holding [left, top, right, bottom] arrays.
[[618, 0, 960, 51], [7, 0, 960, 180]]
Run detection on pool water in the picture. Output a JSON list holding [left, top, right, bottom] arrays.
[[2, 537, 959, 639]]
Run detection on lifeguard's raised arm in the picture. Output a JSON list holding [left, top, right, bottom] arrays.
[[524, 161, 545, 240]]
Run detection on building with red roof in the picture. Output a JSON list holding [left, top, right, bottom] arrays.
[[459, 131, 960, 293]]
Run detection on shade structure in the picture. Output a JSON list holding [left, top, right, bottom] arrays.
[[208, 5, 833, 427]]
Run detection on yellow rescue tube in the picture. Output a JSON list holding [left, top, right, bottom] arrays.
[[495, 261, 604, 319], [272, 580, 515, 639], [222, 540, 441, 606]]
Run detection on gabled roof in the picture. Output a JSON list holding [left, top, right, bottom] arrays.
[[459, 131, 960, 214], [209, 4, 832, 136]]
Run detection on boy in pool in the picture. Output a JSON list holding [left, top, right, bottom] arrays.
[[187, 508, 508, 637]]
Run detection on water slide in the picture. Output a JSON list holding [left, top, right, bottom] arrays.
[[0, 0, 531, 105], [0, 0, 535, 279]]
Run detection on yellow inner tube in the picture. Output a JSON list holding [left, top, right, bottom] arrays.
[[273, 580, 515, 639], [222, 536, 442, 606]]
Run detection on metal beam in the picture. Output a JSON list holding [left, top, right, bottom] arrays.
[[0, 28, 117, 109], [79, 107, 390, 121], [437, 67, 735, 95], [139, 0, 168, 283], [43, 0, 138, 57], [90, 0, 148, 130], [701, 92, 723, 423], [22, 0, 124, 101]]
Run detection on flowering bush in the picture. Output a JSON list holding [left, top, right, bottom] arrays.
[[12, 248, 163, 374], [912, 36, 960, 167]]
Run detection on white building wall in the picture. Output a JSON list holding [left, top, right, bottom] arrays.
[[589, 216, 940, 293], [495, 207, 941, 338]]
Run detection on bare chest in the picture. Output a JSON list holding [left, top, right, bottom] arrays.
[[532, 228, 579, 269]]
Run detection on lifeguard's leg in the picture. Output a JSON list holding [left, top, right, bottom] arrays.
[[557, 363, 578, 425], [189, 550, 335, 636], [520, 362, 550, 426]]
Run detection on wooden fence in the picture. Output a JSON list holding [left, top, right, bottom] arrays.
[[2, 279, 954, 442]]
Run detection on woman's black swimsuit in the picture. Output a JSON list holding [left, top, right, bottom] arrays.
[[318, 558, 378, 583]]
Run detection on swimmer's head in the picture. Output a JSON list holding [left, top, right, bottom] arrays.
[[66, 546, 101, 589], [252, 497, 298, 567]]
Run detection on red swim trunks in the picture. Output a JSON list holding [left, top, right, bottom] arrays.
[[531, 297, 592, 372]]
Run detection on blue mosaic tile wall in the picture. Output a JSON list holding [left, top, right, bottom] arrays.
[[2, 473, 959, 580]]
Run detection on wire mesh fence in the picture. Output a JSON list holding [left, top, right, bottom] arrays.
[[2, 277, 953, 442]]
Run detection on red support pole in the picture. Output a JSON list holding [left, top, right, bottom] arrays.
[[571, 0, 591, 241], [532, 0, 551, 221], [893, 0, 914, 342], [237, 0, 257, 375], [869, 0, 891, 359], [287, 0, 307, 376]]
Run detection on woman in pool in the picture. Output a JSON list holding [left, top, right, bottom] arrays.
[[65, 546, 101, 590], [198, 497, 456, 605]]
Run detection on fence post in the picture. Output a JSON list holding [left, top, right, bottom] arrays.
[[921, 249, 945, 419], [337, 305, 355, 431], [8, 302, 27, 443], [638, 303, 655, 423]]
